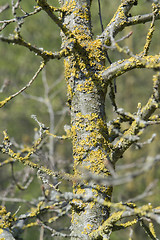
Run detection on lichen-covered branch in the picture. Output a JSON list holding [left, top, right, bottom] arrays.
[[36, 0, 68, 34], [89, 202, 160, 240], [99, 0, 160, 45], [0, 129, 73, 182], [0, 34, 70, 60], [111, 72, 160, 162], [0, 0, 160, 239], [102, 54, 160, 84]]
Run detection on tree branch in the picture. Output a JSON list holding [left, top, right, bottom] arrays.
[[36, 0, 68, 35], [0, 7, 41, 31], [0, 61, 46, 108], [109, 72, 160, 162], [102, 54, 160, 84], [99, 0, 160, 45], [0, 4, 9, 14], [0, 34, 69, 60]]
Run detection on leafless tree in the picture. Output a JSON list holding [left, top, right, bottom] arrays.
[[0, 0, 160, 239]]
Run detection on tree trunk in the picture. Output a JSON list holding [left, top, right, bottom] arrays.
[[60, 1, 112, 238]]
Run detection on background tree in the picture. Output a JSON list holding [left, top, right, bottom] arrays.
[[0, 0, 160, 239]]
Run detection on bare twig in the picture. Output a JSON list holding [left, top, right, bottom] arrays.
[[80, 155, 160, 186], [0, 61, 46, 108], [0, 7, 41, 31], [127, 180, 158, 202], [0, 4, 9, 14], [0, 34, 69, 60], [135, 133, 156, 149]]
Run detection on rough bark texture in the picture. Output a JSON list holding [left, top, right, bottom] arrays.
[[1, 0, 160, 239], [60, 0, 112, 239]]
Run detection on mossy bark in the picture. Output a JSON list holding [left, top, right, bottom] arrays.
[[60, 1, 112, 239]]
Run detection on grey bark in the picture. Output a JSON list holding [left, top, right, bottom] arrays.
[[59, 0, 111, 239]]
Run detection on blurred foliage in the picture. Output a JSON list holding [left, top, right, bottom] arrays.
[[0, 0, 160, 239]]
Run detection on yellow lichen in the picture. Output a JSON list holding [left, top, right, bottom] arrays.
[[149, 222, 157, 238], [0, 96, 12, 108]]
